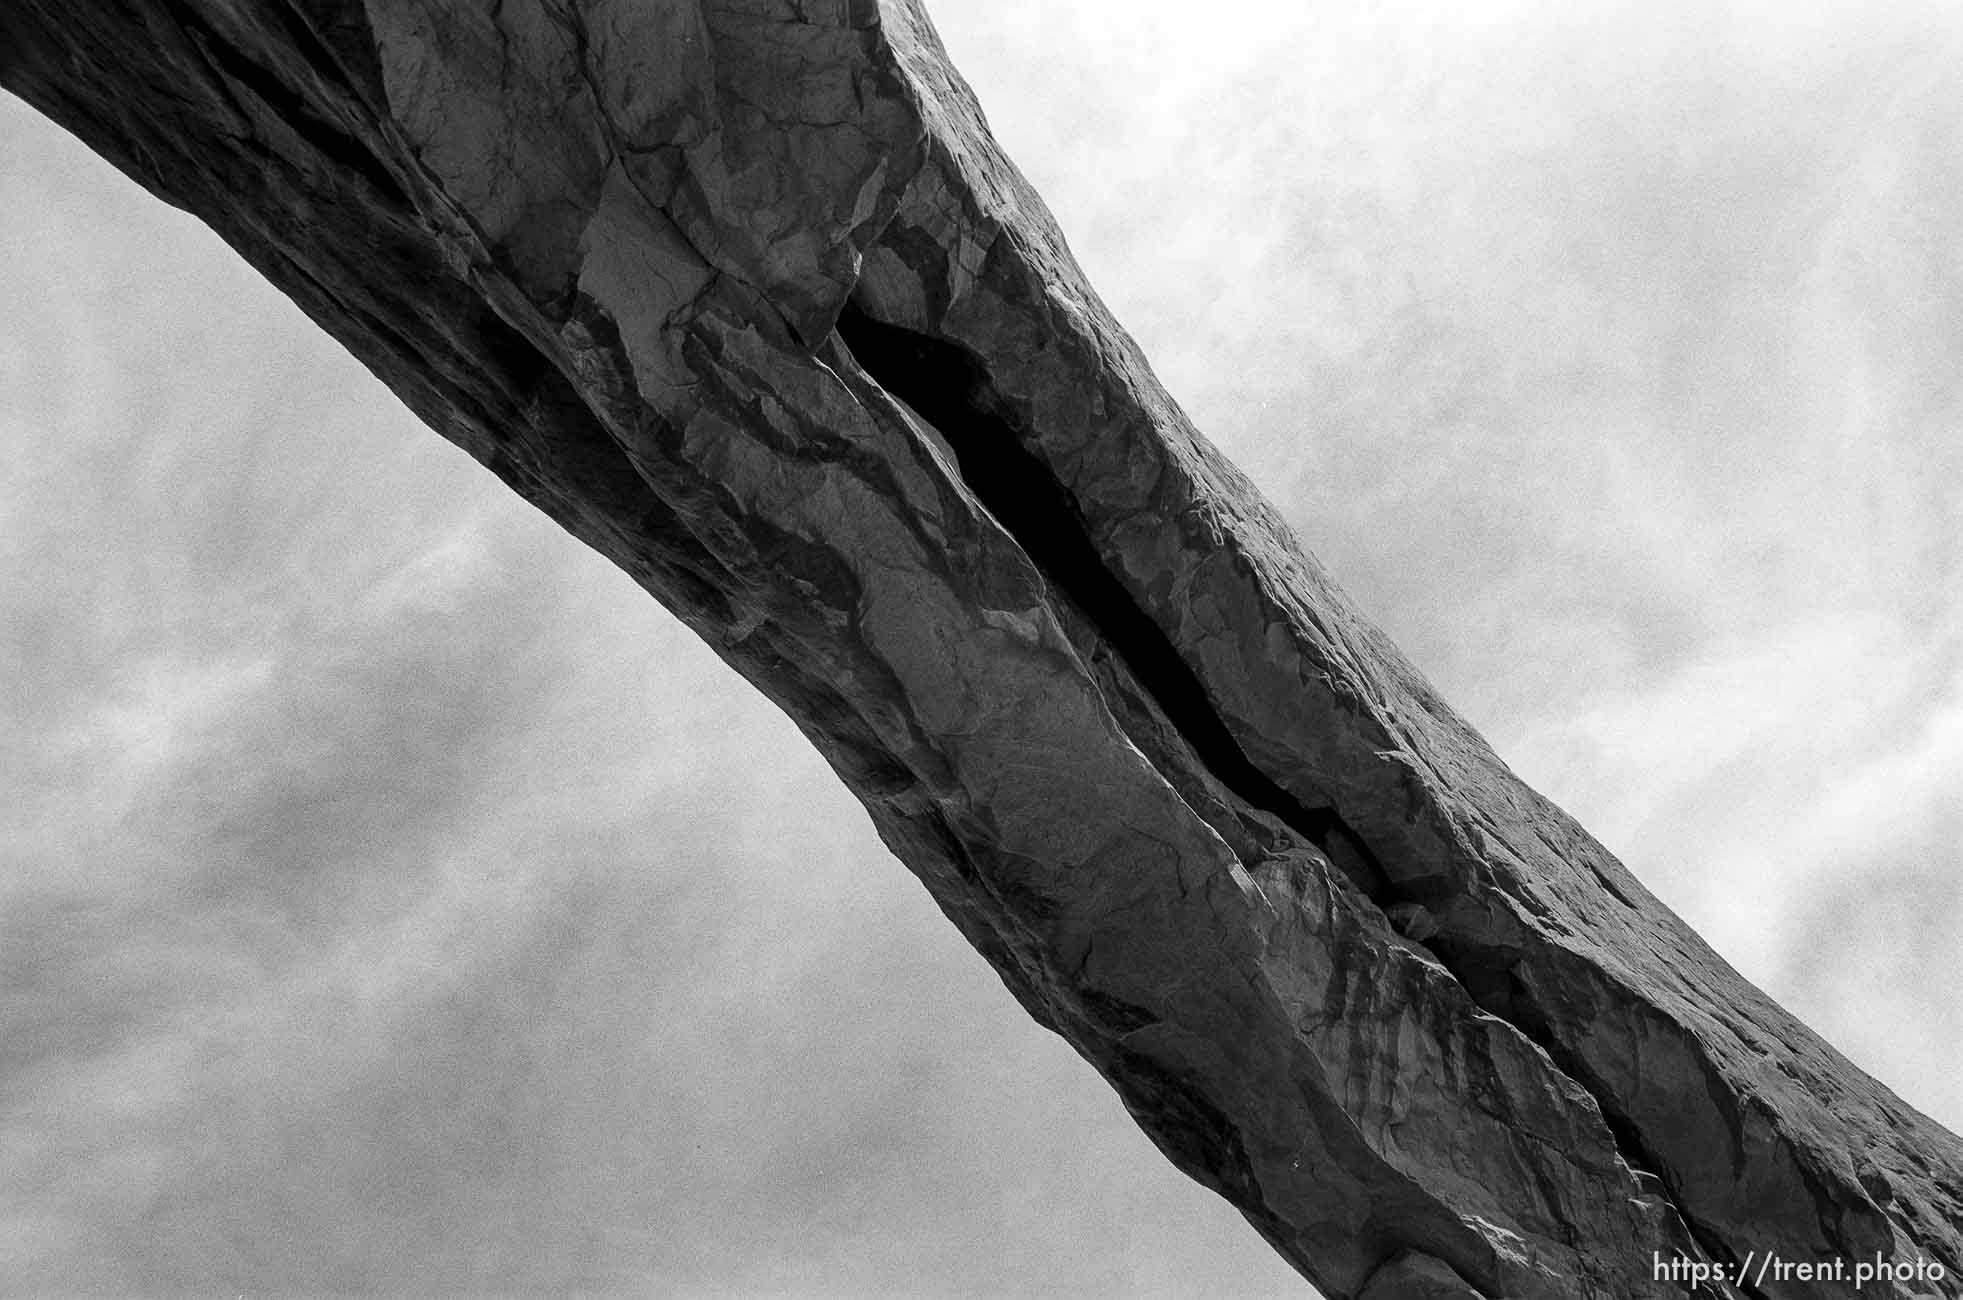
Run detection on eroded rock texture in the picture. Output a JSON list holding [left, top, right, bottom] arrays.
[[4, 4, 1959, 1296]]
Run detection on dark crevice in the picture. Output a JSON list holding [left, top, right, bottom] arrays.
[[833, 302, 1394, 905], [275, 0, 392, 116], [159, 0, 412, 209], [832, 300, 1758, 1296], [1450, 962, 1763, 1299]]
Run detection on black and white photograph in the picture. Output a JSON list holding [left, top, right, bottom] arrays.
[[2, 1, 1959, 1296]]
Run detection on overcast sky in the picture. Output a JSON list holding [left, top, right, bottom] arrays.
[[2, 1, 1960, 1296]]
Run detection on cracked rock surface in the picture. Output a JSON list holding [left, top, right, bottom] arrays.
[[4, 3, 1960, 1296]]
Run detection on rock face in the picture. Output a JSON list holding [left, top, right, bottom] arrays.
[[4, 4, 1960, 1296]]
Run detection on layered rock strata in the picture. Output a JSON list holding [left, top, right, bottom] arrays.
[[4, 3, 1959, 1296]]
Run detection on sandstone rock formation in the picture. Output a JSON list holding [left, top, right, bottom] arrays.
[[4, 4, 1960, 1296]]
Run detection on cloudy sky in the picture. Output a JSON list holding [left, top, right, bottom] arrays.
[[2, 1, 1960, 1296]]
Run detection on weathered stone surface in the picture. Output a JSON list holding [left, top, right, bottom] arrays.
[[3, 3, 1959, 1297], [1357, 1251, 1490, 1300]]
